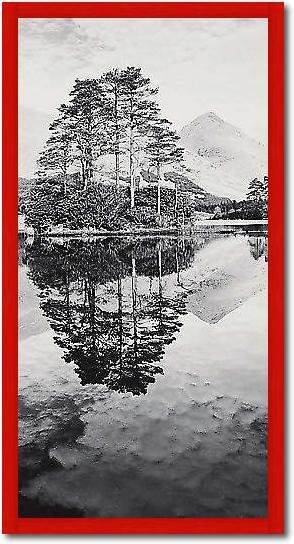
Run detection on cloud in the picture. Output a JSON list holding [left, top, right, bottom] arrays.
[[18, 18, 267, 142], [19, 18, 114, 70]]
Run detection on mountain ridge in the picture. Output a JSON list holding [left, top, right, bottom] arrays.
[[180, 111, 267, 200]]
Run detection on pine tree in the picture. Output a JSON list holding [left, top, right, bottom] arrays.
[[25, 175, 67, 232], [246, 176, 268, 219], [145, 119, 184, 225], [36, 118, 73, 195], [101, 69, 127, 190], [120, 67, 160, 208], [246, 177, 264, 202], [262, 175, 268, 201], [59, 78, 108, 190], [29, 68, 188, 230]]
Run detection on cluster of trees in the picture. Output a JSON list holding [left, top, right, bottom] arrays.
[[29, 67, 185, 231], [213, 176, 268, 220], [245, 175, 268, 218], [26, 237, 197, 395], [22, 66, 268, 230], [25, 176, 230, 232]]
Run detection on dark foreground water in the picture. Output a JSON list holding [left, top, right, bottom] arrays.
[[18, 226, 268, 518]]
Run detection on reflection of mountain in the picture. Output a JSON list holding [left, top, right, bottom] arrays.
[[26, 237, 196, 395], [25, 231, 267, 391], [180, 235, 268, 323], [19, 231, 268, 518]]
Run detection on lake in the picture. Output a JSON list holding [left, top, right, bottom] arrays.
[[18, 225, 268, 518]]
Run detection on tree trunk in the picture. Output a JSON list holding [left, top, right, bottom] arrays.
[[86, 147, 94, 185], [149, 277, 153, 295], [115, 88, 120, 190], [175, 243, 180, 285], [158, 242, 162, 292], [80, 160, 86, 190], [87, 281, 96, 352], [117, 275, 123, 369], [181, 211, 185, 231], [115, 151, 120, 191], [63, 172, 67, 196], [158, 242, 163, 327], [131, 253, 138, 361], [174, 182, 178, 214], [157, 164, 161, 226], [130, 126, 135, 208], [65, 252, 70, 333], [63, 156, 67, 196], [84, 157, 90, 191], [129, 94, 135, 209]]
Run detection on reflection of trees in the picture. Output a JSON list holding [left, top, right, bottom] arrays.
[[26, 237, 196, 395], [18, 235, 27, 267], [248, 236, 268, 262]]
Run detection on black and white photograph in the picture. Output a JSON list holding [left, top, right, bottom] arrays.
[[18, 17, 268, 519]]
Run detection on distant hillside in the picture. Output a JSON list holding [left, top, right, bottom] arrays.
[[163, 171, 231, 207], [180, 112, 267, 200], [18, 108, 266, 203]]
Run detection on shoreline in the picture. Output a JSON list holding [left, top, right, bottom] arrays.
[[19, 219, 268, 238], [192, 219, 268, 226]]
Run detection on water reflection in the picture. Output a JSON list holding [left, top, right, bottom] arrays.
[[19, 229, 268, 518], [26, 237, 198, 394], [25, 230, 268, 396], [248, 236, 268, 262]]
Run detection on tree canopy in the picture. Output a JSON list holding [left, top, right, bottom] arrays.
[[25, 67, 187, 231], [23, 66, 267, 230]]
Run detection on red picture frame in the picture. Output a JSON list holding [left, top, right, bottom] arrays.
[[2, 2, 284, 535]]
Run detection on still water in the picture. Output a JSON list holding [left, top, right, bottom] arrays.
[[18, 226, 268, 518]]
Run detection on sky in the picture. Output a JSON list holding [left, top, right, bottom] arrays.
[[18, 17, 268, 143]]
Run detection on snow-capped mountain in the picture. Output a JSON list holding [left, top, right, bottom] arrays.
[[180, 112, 267, 201]]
